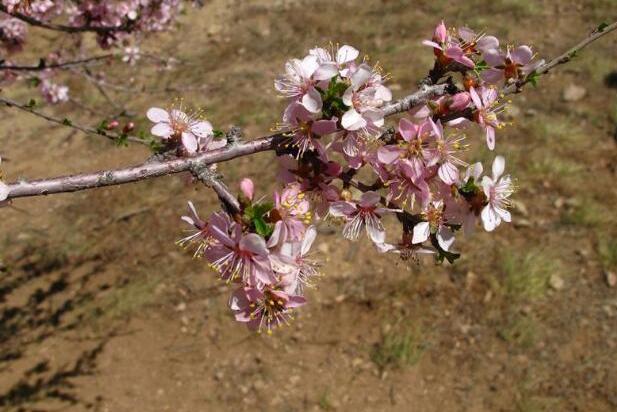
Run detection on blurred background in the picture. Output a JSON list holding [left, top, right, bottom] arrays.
[[0, 0, 616, 411]]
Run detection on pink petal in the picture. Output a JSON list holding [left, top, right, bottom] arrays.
[[438, 162, 460, 185], [469, 87, 482, 109], [481, 69, 504, 85], [359, 191, 381, 208], [481, 205, 499, 231], [312, 119, 338, 136], [240, 233, 269, 256], [399, 118, 418, 141], [483, 50, 505, 67], [510, 45, 533, 65], [377, 146, 401, 164], [329, 201, 357, 217]]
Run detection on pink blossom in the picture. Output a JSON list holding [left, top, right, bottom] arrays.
[[122, 46, 140, 65], [310, 44, 359, 79], [412, 200, 456, 251], [469, 86, 504, 150], [270, 225, 319, 294], [208, 223, 275, 286], [481, 45, 540, 84], [330, 191, 394, 244], [147, 107, 213, 154], [429, 119, 467, 185], [422, 21, 475, 68], [281, 102, 338, 158], [481, 156, 513, 231], [40, 80, 69, 104], [341, 63, 392, 133], [268, 184, 311, 246], [274, 55, 323, 113], [457, 27, 499, 55], [229, 286, 305, 334], [386, 160, 431, 209]]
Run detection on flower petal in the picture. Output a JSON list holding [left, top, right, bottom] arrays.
[[181, 132, 198, 153], [437, 226, 455, 251], [301, 87, 323, 113], [151, 123, 173, 138], [412, 221, 430, 244], [190, 121, 213, 138], [146, 107, 169, 123], [337, 45, 359, 65], [492, 155, 505, 179]]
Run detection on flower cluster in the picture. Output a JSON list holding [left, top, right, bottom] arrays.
[[165, 22, 541, 332], [178, 180, 318, 334], [0, 0, 195, 103]]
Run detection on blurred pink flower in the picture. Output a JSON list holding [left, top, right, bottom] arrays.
[[481, 156, 513, 231]]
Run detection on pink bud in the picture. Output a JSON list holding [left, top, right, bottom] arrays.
[[107, 120, 119, 130], [240, 178, 254, 200], [123, 122, 135, 133]]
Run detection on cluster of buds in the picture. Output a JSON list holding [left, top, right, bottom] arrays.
[[144, 21, 542, 332]]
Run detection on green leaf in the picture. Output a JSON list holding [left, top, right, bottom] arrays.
[[213, 129, 225, 138], [597, 22, 609, 32], [253, 216, 274, 238], [25, 99, 37, 109], [527, 71, 540, 87], [62, 118, 73, 126]]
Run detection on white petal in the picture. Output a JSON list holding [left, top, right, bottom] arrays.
[[337, 45, 359, 65], [182, 132, 198, 153], [151, 123, 173, 138], [146, 107, 169, 123], [481, 206, 499, 232], [412, 221, 430, 244], [436, 226, 455, 251], [313, 63, 338, 81], [190, 121, 213, 138], [0, 181, 8, 201], [341, 108, 366, 131], [492, 155, 505, 179], [350, 64, 371, 89], [301, 87, 322, 113], [301, 226, 317, 256]]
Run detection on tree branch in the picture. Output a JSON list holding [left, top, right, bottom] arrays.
[[0, 5, 133, 34], [2, 22, 616, 202], [0, 55, 114, 71], [0, 96, 147, 145]]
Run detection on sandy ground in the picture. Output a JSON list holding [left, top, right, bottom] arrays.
[[1, 0, 616, 411]]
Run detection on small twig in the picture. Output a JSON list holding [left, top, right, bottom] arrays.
[[0, 54, 114, 71], [0, 96, 147, 145], [190, 164, 241, 215]]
